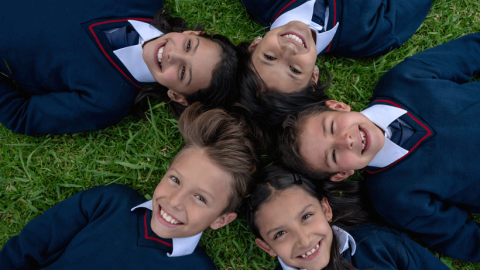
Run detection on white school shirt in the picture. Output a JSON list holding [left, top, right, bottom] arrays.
[[113, 20, 164, 83], [360, 104, 409, 168], [131, 200, 203, 257], [270, 0, 339, 55], [278, 226, 356, 270]]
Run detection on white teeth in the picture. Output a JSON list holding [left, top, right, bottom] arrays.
[[300, 243, 320, 258], [157, 46, 164, 64], [360, 130, 366, 151], [160, 209, 179, 225], [283, 34, 305, 48]]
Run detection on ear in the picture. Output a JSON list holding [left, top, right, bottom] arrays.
[[167, 90, 189, 106], [324, 100, 351, 112], [329, 170, 354, 182], [209, 212, 237, 230], [182, 30, 204, 36], [320, 197, 333, 222], [248, 38, 262, 53], [311, 65, 320, 85], [255, 238, 277, 257]]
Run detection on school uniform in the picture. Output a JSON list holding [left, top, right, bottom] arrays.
[[0, 0, 163, 135], [240, 0, 433, 57], [274, 224, 447, 270], [0, 184, 216, 269], [363, 32, 480, 261]]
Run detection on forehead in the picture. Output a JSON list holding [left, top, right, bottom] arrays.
[[170, 148, 231, 199], [256, 187, 319, 234], [298, 112, 333, 171], [181, 37, 222, 94]]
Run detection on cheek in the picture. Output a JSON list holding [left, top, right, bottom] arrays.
[[340, 153, 363, 169], [154, 69, 178, 88]]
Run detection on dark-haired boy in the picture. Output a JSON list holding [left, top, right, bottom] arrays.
[[281, 32, 480, 262], [0, 105, 259, 269]]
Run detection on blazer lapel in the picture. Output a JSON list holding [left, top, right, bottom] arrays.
[[82, 17, 153, 89], [366, 98, 435, 174]]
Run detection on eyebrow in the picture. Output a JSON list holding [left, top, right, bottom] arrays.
[[266, 204, 313, 236], [186, 38, 200, 86]]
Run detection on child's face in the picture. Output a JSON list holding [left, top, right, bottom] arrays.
[[298, 100, 385, 181], [142, 31, 222, 106], [150, 148, 236, 239], [255, 186, 333, 270], [249, 21, 319, 94]]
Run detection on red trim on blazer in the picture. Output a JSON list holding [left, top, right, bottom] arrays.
[[89, 18, 153, 89], [144, 210, 173, 247], [274, 0, 297, 21], [326, 0, 336, 52], [366, 99, 432, 174]]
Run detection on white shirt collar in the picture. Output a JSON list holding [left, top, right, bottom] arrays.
[[278, 226, 356, 270], [131, 200, 203, 257], [270, 0, 339, 55], [360, 104, 409, 168], [113, 20, 164, 83]]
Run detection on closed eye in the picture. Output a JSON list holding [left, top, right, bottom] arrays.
[[264, 54, 277, 60], [290, 66, 301, 74], [332, 150, 336, 163]]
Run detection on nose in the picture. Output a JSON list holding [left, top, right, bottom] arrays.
[[280, 39, 298, 56], [294, 229, 311, 249], [335, 133, 354, 150], [167, 49, 184, 64], [169, 189, 184, 210]]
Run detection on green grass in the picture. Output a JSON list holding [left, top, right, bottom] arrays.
[[1, 0, 479, 269]]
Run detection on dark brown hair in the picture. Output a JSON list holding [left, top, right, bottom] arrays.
[[177, 102, 260, 214], [280, 102, 336, 180]]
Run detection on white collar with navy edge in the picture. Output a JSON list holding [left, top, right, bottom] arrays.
[[360, 104, 408, 168], [278, 226, 356, 270], [131, 200, 203, 257], [270, 0, 339, 55], [113, 20, 164, 83]]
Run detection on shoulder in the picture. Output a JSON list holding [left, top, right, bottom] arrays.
[[77, 184, 147, 213]]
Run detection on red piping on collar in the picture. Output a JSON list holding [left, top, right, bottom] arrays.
[[325, 0, 336, 52], [144, 210, 173, 247], [366, 99, 432, 174], [274, 0, 297, 21], [89, 18, 152, 89]]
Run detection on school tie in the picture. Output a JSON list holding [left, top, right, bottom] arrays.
[[104, 25, 140, 50], [389, 119, 415, 147]]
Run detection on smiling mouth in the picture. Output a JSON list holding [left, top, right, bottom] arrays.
[[360, 129, 366, 152], [159, 206, 184, 225], [297, 240, 321, 259], [281, 32, 307, 49], [155, 43, 167, 71]]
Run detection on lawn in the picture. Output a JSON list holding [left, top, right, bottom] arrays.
[[1, 0, 479, 269]]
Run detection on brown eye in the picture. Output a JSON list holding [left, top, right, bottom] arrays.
[[290, 66, 301, 74], [181, 66, 186, 80], [186, 40, 191, 52]]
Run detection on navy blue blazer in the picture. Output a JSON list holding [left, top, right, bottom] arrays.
[[0, 184, 216, 269], [240, 0, 433, 57], [0, 0, 163, 135], [366, 32, 480, 262]]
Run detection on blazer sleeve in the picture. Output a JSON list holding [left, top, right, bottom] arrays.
[[0, 76, 133, 135], [0, 185, 133, 269], [376, 32, 480, 94], [352, 225, 449, 270]]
